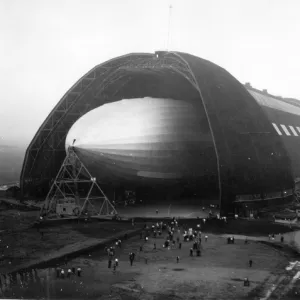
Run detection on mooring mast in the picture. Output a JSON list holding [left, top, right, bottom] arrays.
[[40, 146, 117, 219]]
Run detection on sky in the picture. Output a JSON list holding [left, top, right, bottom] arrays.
[[0, 0, 300, 147]]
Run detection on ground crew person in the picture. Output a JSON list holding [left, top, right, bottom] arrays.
[[115, 258, 119, 267], [60, 269, 65, 278], [179, 242, 182, 249], [176, 256, 180, 263], [67, 269, 72, 278], [244, 278, 250, 286], [154, 243, 156, 250], [129, 253, 134, 266], [118, 240, 122, 248], [205, 235, 208, 242], [190, 248, 193, 256], [77, 267, 82, 276], [249, 259, 253, 267]]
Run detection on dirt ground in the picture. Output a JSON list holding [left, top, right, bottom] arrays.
[[1, 206, 300, 299], [92, 232, 297, 300], [0, 209, 139, 274], [0, 208, 39, 232], [2, 224, 298, 299]]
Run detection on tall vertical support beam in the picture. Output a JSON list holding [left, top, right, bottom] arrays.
[[170, 52, 223, 215]]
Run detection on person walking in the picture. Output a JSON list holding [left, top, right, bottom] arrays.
[[249, 259, 253, 268], [67, 269, 72, 278], [129, 253, 133, 266]]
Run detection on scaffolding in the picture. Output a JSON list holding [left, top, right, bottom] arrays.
[[40, 146, 117, 219]]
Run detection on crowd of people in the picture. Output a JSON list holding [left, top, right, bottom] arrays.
[[101, 216, 215, 273]]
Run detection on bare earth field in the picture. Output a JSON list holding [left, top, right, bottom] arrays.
[[92, 233, 298, 300], [1, 216, 299, 299], [0, 209, 141, 274], [1, 205, 300, 299]]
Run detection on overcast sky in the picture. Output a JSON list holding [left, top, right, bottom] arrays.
[[1, 0, 300, 147]]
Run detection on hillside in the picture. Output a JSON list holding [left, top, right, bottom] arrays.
[[0, 145, 25, 185]]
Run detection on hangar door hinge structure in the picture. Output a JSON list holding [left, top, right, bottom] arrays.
[[40, 146, 117, 219]]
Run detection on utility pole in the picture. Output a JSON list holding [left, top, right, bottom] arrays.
[[167, 4, 173, 50]]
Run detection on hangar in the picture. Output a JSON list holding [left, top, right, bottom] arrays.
[[20, 51, 294, 215]]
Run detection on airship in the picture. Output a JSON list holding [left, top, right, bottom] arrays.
[[21, 51, 298, 214], [65, 97, 214, 185]]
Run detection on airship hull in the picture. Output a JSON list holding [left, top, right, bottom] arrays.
[[66, 97, 218, 189]]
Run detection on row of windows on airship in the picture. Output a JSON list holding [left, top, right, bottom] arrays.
[[272, 123, 300, 136]]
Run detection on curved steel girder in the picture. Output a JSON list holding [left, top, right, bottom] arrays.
[[20, 52, 198, 195], [20, 54, 145, 193], [168, 51, 223, 212]]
